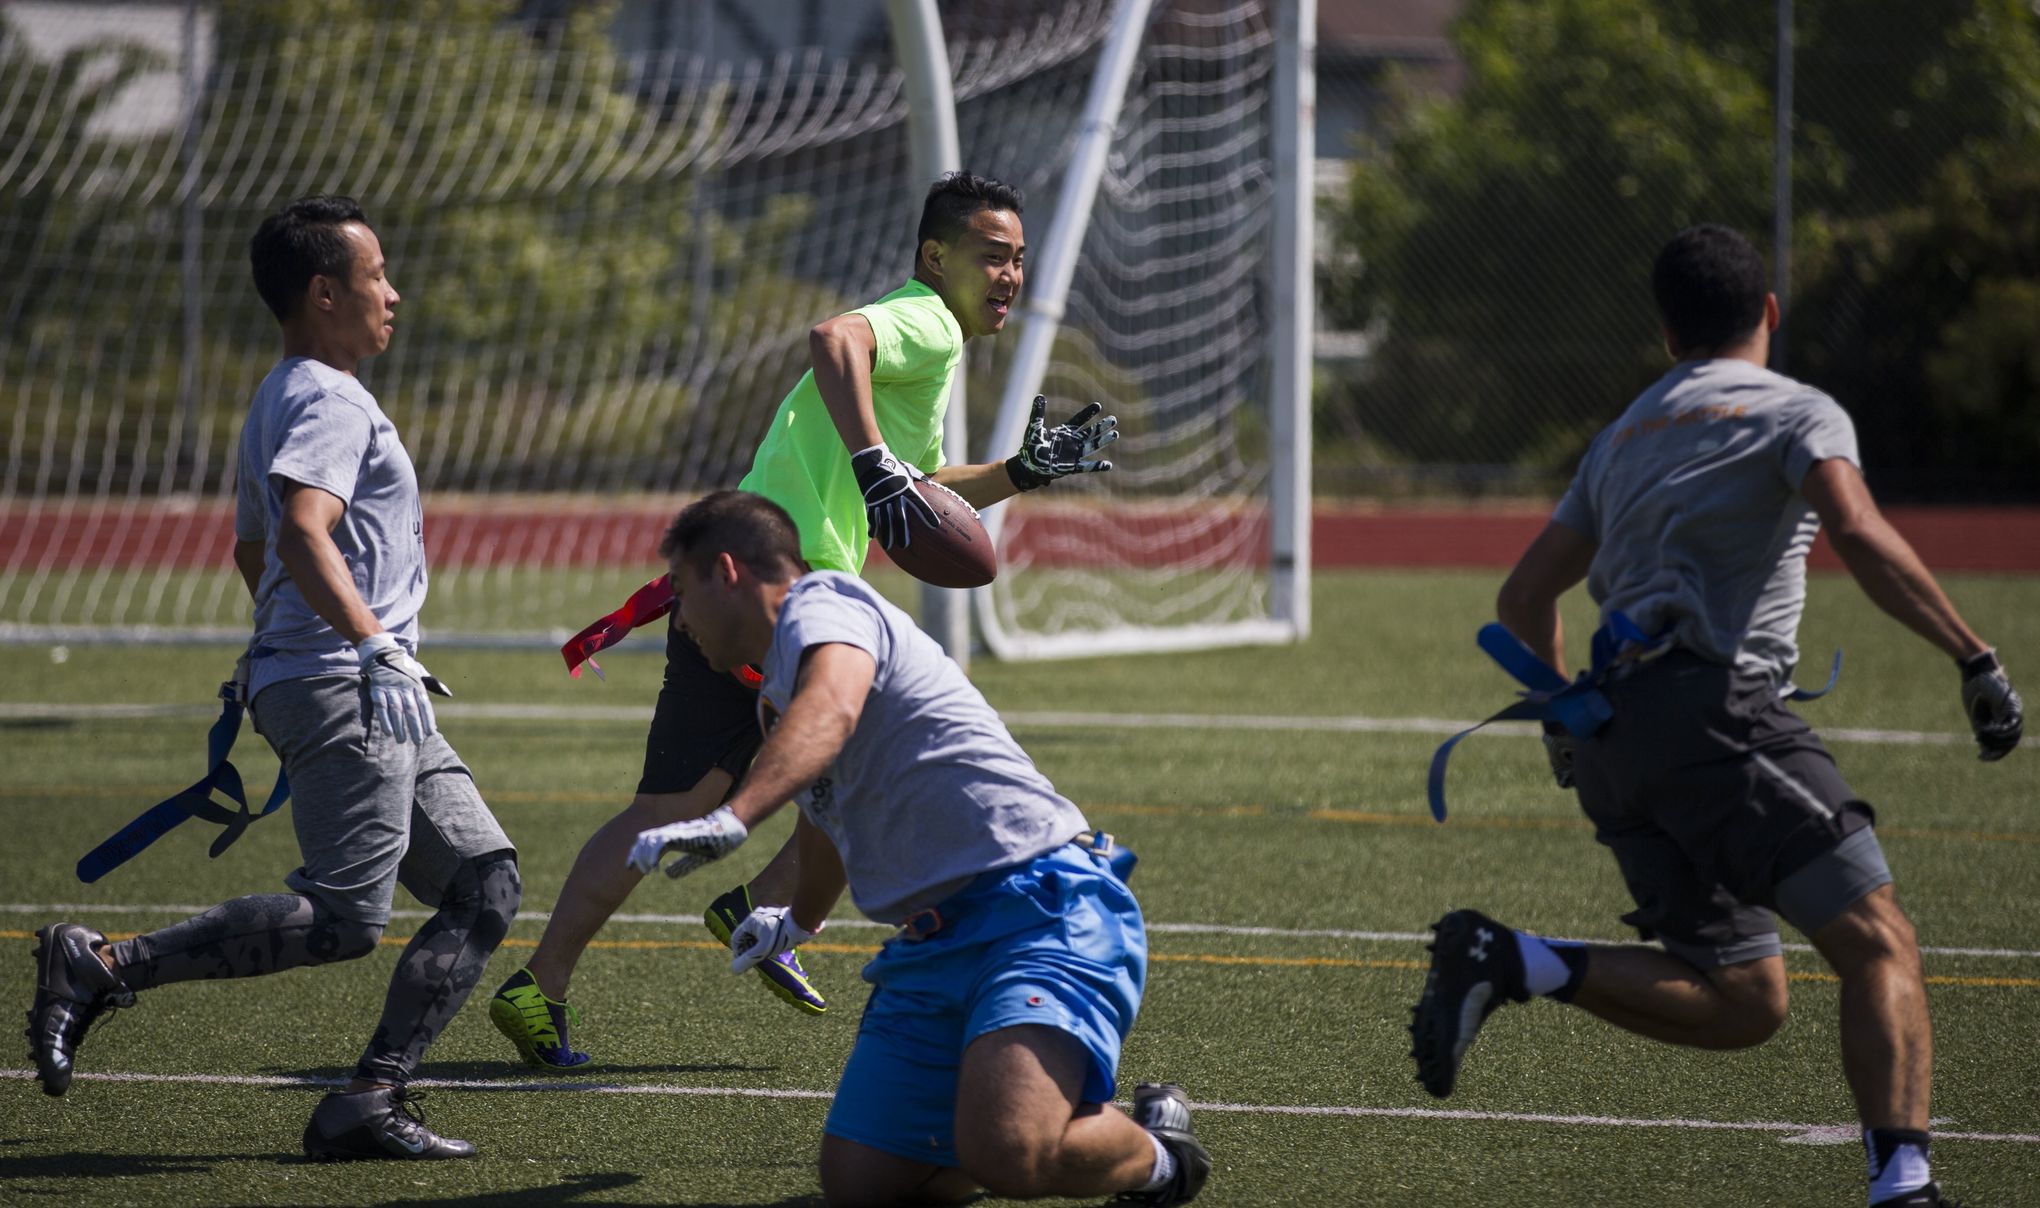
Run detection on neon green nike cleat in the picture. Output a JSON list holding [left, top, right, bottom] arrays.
[[488, 968, 592, 1070], [704, 885, 827, 1015]]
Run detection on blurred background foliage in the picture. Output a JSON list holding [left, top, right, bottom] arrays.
[[1320, 0, 2040, 499]]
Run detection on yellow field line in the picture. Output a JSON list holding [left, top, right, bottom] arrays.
[[7, 783, 2035, 847], [1310, 808, 2040, 845], [1151, 952, 1425, 971], [8, 930, 2031, 987], [1312, 808, 1585, 831]]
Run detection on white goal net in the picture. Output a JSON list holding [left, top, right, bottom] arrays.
[[0, 0, 1305, 657]]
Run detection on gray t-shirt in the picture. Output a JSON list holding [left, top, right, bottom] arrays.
[[1551, 358, 1859, 684], [234, 357, 427, 697], [758, 572, 1090, 924]]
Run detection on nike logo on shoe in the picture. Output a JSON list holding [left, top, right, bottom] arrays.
[[385, 1126, 430, 1156]]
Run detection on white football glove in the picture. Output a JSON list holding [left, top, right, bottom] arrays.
[[628, 805, 749, 879], [356, 632, 450, 745], [728, 904, 821, 974], [1960, 649, 2023, 762]]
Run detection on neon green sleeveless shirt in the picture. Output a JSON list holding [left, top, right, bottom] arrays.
[[738, 280, 961, 573]]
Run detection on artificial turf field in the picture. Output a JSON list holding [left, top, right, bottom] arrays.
[[2, 568, 2036, 1207]]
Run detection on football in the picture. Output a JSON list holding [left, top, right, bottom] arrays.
[[886, 478, 998, 589]]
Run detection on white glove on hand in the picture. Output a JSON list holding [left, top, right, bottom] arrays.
[[728, 904, 821, 974], [628, 805, 750, 879], [227, 652, 253, 707], [356, 632, 450, 745], [1960, 649, 2024, 762]]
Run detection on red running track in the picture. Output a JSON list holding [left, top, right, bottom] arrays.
[[0, 502, 2030, 573]]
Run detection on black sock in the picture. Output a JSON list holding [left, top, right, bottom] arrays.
[[1549, 944, 1590, 1003]]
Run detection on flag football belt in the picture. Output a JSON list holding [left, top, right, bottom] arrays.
[[560, 573, 762, 689], [897, 830, 1137, 942], [77, 679, 292, 883], [1426, 613, 1841, 823]]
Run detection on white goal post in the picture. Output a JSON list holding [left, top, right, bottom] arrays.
[[967, 0, 1315, 660]]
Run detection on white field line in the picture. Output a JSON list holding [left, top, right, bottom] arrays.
[[0, 701, 1970, 746], [0, 1068, 2035, 1147], [6, 903, 2039, 962]]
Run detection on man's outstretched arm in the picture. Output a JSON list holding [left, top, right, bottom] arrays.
[[233, 539, 265, 601], [789, 813, 847, 935], [1496, 520, 1598, 674], [724, 642, 877, 830], [1803, 458, 2020, 759], [1801, 458, 1986, 660], [628, 642, 878, 878]]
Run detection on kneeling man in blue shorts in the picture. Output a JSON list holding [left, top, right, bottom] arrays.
[[625, 490, 1208, 1207]]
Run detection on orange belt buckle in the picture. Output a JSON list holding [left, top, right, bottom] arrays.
[[899, 906, 946, 942]]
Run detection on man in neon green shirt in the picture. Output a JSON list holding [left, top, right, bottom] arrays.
[[491, 172, 1119, 1069]]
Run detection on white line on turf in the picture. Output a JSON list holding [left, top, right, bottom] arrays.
[[0, 701, 1971, 746], [6, 903, 2039, 961], [2, 1069, 2035, 1147]]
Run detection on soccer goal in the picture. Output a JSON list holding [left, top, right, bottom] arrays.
[[0, 0, 1310, 659]]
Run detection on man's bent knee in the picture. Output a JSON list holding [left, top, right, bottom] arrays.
[[1701, 957, 1790, 1049], [323, 915, 383, 964], [1813, 885, 1920, 974], [467, 852, 521, 950]]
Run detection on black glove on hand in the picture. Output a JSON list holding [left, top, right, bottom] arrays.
[[1006, 395, 1119, 491], [851, 442, 938, 551], [1540, 719, 1577, 789], [1959, 649, 2023, 762]]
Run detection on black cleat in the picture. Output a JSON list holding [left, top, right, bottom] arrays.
[[1873, 1184, 1962, 1208], [1112, 1082, 1211, 1206], [303, 1087, 476, 1161], [25, 923, 133, 1097], [1409, 909, 1526, 1099]]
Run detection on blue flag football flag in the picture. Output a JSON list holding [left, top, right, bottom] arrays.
[[77, 682, 291, 883]]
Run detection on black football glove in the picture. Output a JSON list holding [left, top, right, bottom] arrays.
[[1006, 395, 1119, 491], [1540, 719, 1577, 789], [1959, 649, 2023, 762], [851, 441, 939, 551]]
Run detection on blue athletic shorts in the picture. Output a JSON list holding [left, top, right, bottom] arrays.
[[822, 842, 1147, 1167]]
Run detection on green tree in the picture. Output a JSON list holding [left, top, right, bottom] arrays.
[[1325, 0, 1773, 480], [1323, 0, 2040, 494], [1791, 153, 2040, 495], [4, 0, 843, 493]]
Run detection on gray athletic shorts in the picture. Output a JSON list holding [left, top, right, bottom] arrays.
[[251, 674, 514, 925], [1573, 651, 1893, 969]]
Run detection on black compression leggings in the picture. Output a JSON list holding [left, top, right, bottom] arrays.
[[107, 851, 520, 1085]]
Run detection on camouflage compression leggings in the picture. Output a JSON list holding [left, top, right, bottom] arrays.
[[107, 851, 520, 1084]]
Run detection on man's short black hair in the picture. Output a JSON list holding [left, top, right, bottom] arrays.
[[659, 490, 808, 581], [249, 195, 369, 322], [1651, 224, 1769, 353], [916, 171, 1023, 254]]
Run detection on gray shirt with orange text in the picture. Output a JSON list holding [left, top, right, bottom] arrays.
[[1551, 358, 1858, 684]]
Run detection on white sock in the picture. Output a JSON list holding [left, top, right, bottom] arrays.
[[1141, 1130, 1176, 1191], [1515, 932, 1572, 996], [1866, 1133, 1931, 1204]]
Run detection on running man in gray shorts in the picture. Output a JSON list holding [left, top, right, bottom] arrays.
[[25, 197, 519, 1162], [1408, 225, 2023, 1208]]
